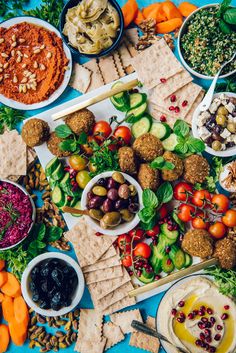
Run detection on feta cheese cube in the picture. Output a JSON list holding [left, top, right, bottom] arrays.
[[209, 100, 221, 114], [198, 126, 211, 141], [220, 128, 231, 139], [224, 102, 235, 114], [221, 143, 226, 151], [198, 112, 210, 127]]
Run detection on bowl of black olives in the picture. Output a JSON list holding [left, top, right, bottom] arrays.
[[81, 171, 143, 236], [21, 252, 85, 317]]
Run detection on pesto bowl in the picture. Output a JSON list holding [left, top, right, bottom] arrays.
[[177, 3, 236, 80]]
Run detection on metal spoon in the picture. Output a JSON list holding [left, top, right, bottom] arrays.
[[131, 320, 189, 353], [198, 50, 236, 112]]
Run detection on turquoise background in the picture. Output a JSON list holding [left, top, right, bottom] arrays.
[[1, 0, 235, 352]]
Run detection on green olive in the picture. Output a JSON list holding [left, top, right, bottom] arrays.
[[129, 184, 137, 196], [217, 106, 228, 116], [112, 171, 125, 184], [212, 140, 222, 151], [92, 186, 107, 196], [216, 114, 227, 126], [227, 123, 236, 133], [100, 212, 121, 228], [89, 209, 103, 221], [120, 209, 134, 222]]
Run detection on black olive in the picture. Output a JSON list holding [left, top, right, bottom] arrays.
[[39, 300, 50, 309], [32, 291, 40, 302], [96, 178, 107, 187], [48, 286, 57, 299], [51, 292, 62, 306], [128, 203, 139, 213], [64, 298, 72, 307], [40, 265, 50, 277], [29, 281, 36, 292], [51, 303, 60, 311], [31, 266, 40, 281], [51, 268, 63, 287]]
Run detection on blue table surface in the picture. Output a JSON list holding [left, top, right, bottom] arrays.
[[1, 0, 236, 352]]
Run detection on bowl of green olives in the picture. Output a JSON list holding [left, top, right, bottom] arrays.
[[192, 92, 236, 157], [81, 171, 143, 236], [21, 252, 85, 317]]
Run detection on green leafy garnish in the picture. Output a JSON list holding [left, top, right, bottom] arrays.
[[217, 0, 236, 33], [150, 156, 175, 171], [156, 182, 173, 204], [215, 74, 236, 94], [0, 106, 25, 134], [55, 125, 87, 153], [204, 266, 236, 298], [142, 189, 158, 209], [55, 125, 73, 139], [195, 156, 223, 192], [89, 139, 120, 176]]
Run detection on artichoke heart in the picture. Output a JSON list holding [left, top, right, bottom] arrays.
[[77, 0, 108, 23]]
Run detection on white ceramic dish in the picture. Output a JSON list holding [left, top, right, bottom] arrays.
[[219, 162, 236, 193], [0, 179, 36, 251], [21, 252, 85, 317], [178, 3, 236, 80], [81, 171, 143, 236], [192, 92, 236, 157], [0, 16, 72, 110]]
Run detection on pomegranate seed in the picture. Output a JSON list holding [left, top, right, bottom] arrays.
[[165, 246, 171, 254], [207, 308, 213, 315], [209, 347, 216, 353], [160, 115, 166, 122], [198, 310, 204, 316], [182, 100, 188, 107], [224, 305, 230, 310], [175, 106, 180, 113], [167, 259, 172, 266], [206, 322, 212, 328], [198, 322, 204, 330], [204, 343, 210, 351], [214, 334, 221, 341], [188, 313, 194, 320], [193, 310, 198, 315], [67, 195, 72, 201], [200, 306, 206, 311], [206, 337, 212, 343], [217, 325, 223, 331], [178, 301, 185, 308], [204, 329, 211, 337], [160, 78, 167, 83], [195, 340, 201, 346], [201, 317, 208, 323], [210, 317, 215, 324], [221, 313, 228, 320], [170, 95, 176, 102], [179, 312, 185, 319], [137, 270, 142, 277], [95, 232, 102, 236], [177, 317, 185, 323], [169, 105, 175, 111], [155, 275, 161, 281], [200, 333, 205, 341], [201, 341, 206, 348], [171, 308, 177, 316]]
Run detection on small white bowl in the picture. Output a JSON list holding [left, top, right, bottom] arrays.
[[192, 92, 236, 157], [81, 171, 143, 236], [178, 4, 236, 80], [21, 252, 85, 317]]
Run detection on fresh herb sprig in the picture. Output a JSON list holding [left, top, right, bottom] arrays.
[[217, 0, 236, 34], [215, 74, 236, 94], [150, 156, 175, 171], [195, 156, 224, 192], [0, 106, 25, 134], [204, 266, 236, 298], [55, 124, 87, 154], [174, 120, 205, 156]]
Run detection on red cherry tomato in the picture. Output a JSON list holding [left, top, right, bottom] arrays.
[[113, 126, 132, 145], [146, 225, 160, 237], [133, 243, 151, 259], [222, 209, 236, 227], [192, 190, 212, 208], [174, 182, 193, 202], [211, 194, 230, 213], [209, 222, 227, 239], [177, 204, 195, 222], [117, 234, 132, 251], [128, 228, 145, 241], [191, 212, 209, 230], [159, 204, 168, 219], [93, 121, 112, 142], [122, 254, 132, 267]]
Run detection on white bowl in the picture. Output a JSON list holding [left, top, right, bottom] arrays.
[[192, 92, 236, 157], [81, 171, 143, 236], [0, 179, 36, 251], [21, 252, 85, 317], [0, 16, 72, 110], [177, 4, 236, 80]]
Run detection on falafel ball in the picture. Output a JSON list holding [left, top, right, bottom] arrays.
[[65, 108, 95, 136], [118, 147, 137, 175], [214, 237, 236, 269], [47, 132, 72, 157], [183, 154, 210, 184], [133, 133, 163, 162], [181, 229, 214, 259], [21, 118, 50, 147], [161, 151, 184, 181], [138, 164, 160, 191]]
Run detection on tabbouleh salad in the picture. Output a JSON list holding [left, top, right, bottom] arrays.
[[181, 6, 236, 76]]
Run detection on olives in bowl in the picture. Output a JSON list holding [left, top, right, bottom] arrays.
[[81, 171, 143, 236]]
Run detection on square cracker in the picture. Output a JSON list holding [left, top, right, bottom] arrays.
[[103, 295, 136, 316], [129, 316, 160, 353], [80, 338, 107, 353], [83, 59, 104, 91], [184, 90, 205, 125], [69, 63, 91, 93], [110, 309, 143, 334], [113, 51, 126, 78], [118, 42, 133, 69], [131, 39, 182, 89], [98, 56, 119, 84], [83, 253, 120, 273], [125, 28, 139, 46], [103, 322, 125, 350], [85, 265, 123, 284]]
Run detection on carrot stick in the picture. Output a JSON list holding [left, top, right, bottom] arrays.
[[0, 260, 5, 271], [134, 9, 145, 25], [162, 1, 183, 20], [0, 293, 4, 303], [1, 273, 21, 298], [178, 1, 198, 17], [0, 324, 10, 353], [9, 319, 27, 346], [122, 0, 138, 28], [13, 296, 29, 328], [156, 17, 183, 33], [0, 272, 7, 287], [2, 296, 15, 323]]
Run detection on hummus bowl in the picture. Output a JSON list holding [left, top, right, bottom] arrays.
[[156, 274, 236, 353]]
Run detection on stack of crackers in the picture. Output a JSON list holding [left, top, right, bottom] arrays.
[[64, 217, 136, 315], [131, 38, 205, 127]]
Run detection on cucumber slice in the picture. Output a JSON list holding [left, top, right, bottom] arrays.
[[131, 116, 151, 138], [160, 223, 179, 242], [111, 81, 126, 100], [110, 95, 129, 112], [150, 255, 162, 274], [161, 255, 175, 273], [169, 246, 185, 270], [149, 122, 171, 140], [138, 268, 154, 284], [49, 178, 58, 189], [71, 200, 82, 217], [60, 172, 70, 189], [159, 233, 176, 246], [51, 164, 64, 181], [52, 186, 64, 207], [162, 133, 178, 151], [129, 93, 147, 109], [126, 102, 147, 121], [45, 157, 60, 176], [184, 253, 193, 268]]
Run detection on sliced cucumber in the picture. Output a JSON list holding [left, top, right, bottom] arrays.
[[162, 133, 178, 151], [131, 116, 151, 138], [52, 186, 64, 207], [71, 200, 82, 217], [161, 255, 175, 273], [150, 255, 162, 274], [126, 102, 147, 121], [184, 253, 193, 268], [111, 81, 126, 100], [160, 223, 179, 242], [45, 157, 60, 176], [139, 268, 154, 284], [51, 164, 64, 181], [49, 178, 58, 189], [169, 246, 185, 270], [159, 233, 176, 246], [60, 172, 70, 189], [110, 96, 129, 112], [149, 122, 171, 140], [129, 93, 147, 109]]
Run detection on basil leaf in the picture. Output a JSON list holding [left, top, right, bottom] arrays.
[[150, 156, 165, 169], [163, 161, 175, 170], [139, 207, 156, 223], [139, 215, 158, 230], [142, 189, 159, 208], [223, 8, 236, 24], [175, 136, 188, 154], [156, 182, 173, 204], [219, 19, 233, 33], [59, 139, 77, 152], [55, 124, 73, 138], [77, 131, 87, 144], [172, 211, 185, 232], [47, 226, 63, 242], [37, 223, 46, 241], [173, 120, 190, 137], [187, 137, 205, 153], [217, 0, 232, 17]]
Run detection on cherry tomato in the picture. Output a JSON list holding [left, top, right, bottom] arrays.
[[174, 182, 193, 202], [76, 170, 91, 189], [191, 212, 209, 230], [134, 243, 151, 259], [159, 204, 168, 219], [222, 209, 236, 227], [209, 222, 227, 239], [192, 190, 212, 208], [68, 155, 87, 171], [93, 121, 112, 142], [211, 194, 230, 213], [113, 126, 132, 145], [177, 204, 195, 222], [88, 161, 97, 173], [122, 254, 132, 267], [117, 234, 132, 251], [146, 225, 160, 237], [128, 228, 145, 241], [81, 135, 97, 156]]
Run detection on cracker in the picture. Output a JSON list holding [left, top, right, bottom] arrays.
[[129, 316, 160, 353], [103, 322, 125, 350], [125, 28, 139, 46], [85, 265, 123, 284], [101, 245, 117, 260], [103, 295, 136, 316], [83, 253, 121, 273], [110, 309, 143, 334], [98, 56, 119, 84], [113, 51, 126, 78], [118, 42, 133, 68], [131, 39, 182, 89], [150, 70, 192, 99], [123, 36, 138, 58], [83, 59, 104, 91], [80, 338, 107, 353], [69, 63, 91, 93], [184, 90, 205, 125]]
